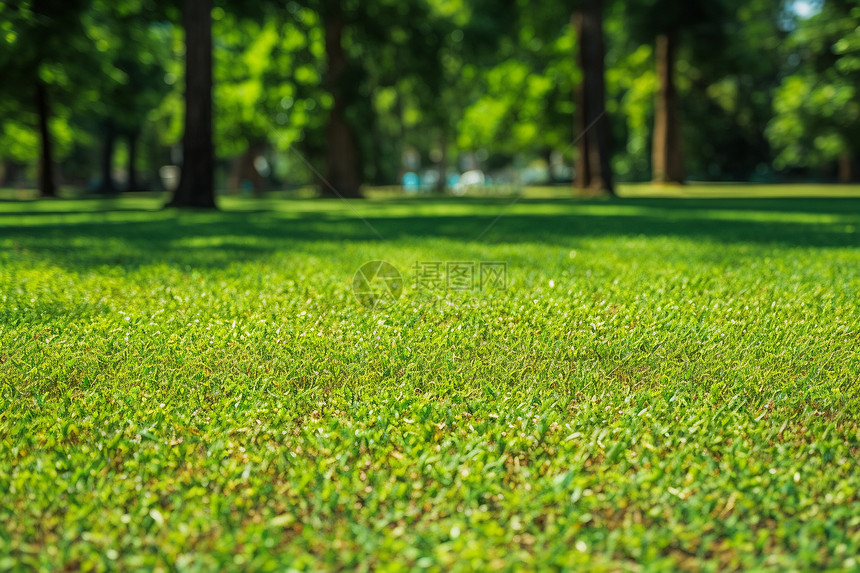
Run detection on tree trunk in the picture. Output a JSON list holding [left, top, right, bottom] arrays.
[[573, 36, 591, 190], [545, 148, 557, 185], [370, 111, 387, 185], [35, 79, 58, 198], [652, 30, 684, 184], [573, 0, 614, 194], [0, 159, 19, 188], [435, 128, 447, 193], [168, 0, 216, 208], [396, 90, 406, 182], [99, 120, 117, 194], [127, 131, 139, 191], [322, 1, 362, 198], [227, 143, 254, 193], [838, 151, 853, 183]]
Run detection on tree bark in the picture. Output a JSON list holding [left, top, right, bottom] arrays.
[[126, 131, 139, 191], [435, 128, 447, 193], [652, 30, 684, 184], [545, 148, 557, 185], [573, 25, 591, 190], [395, 90, 406, 182], [35, 79, 58, 198], [838, 151, 853, 183], [168, 0, 216, 208], [573, 0, 614, 194], [322, 1, 362, 198]]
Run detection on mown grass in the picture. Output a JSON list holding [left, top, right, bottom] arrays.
[[1, 188, 860, 571]]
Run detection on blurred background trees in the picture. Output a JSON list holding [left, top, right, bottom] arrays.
[[0, 0, 856, 204], [767, 0, 860, 182]]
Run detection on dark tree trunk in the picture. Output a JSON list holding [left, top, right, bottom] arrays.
[[435, 128, 447, 193], [573, 26, 591, 190], [322, 1, 362, 198], [99, 120, 117, 194], [396, 90, 406, 181], [573, 0, 613, 194], [0, 159, 20, 188], [228, 147, 246, 193], [35, 79, 58, 198], [127, 131, 139, 191], [545, 148, 557, 184], [370, 112, 386, 185], [168, 0, 216, 208], [652, 30, 684, 184], [838, 151, 853, 183]]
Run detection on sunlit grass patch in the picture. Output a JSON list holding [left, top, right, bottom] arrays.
[[1, 191, 859, 570]]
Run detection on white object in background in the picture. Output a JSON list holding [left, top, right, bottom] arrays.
[[159, 165, 181, 192], [452, 169, 485, 195]]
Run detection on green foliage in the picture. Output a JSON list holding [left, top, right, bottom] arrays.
[[0, 0, 855, 186], [458, 27, 576, 155], [769, 74, 857, 169], [623, 0, 735, 43], [0, 0, 96, 163], [0, 119, 40, 163], [610, 0, 789, 181], [89, 1, 172, 134], [150, 23, 186, 148], [2, 189, 860, 569], [213, 7, 328, 156], [341, 0, 452, 183], [606, 41, 656, 180], [767, 0, 860, 173]]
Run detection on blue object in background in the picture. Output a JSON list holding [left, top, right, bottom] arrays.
[[402, 172, 421, 192]]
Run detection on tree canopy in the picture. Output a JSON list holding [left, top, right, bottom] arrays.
[[0, 0, 856, 201]]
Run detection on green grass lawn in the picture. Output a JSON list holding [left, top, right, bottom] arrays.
[[1, 188, 860, 571]]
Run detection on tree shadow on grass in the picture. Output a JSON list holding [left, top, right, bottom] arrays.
[[0, 196, 858, 271]]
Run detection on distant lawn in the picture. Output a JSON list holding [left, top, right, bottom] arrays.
[[618, 182, 860, 198], [1, 190, 859, 570], [4, 181, 860, 202]]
